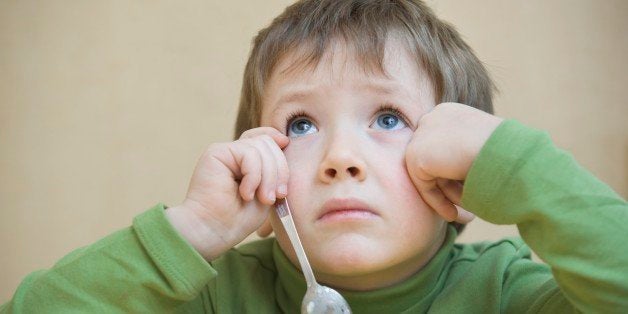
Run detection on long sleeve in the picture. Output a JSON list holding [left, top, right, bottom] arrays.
[[461, 119, 628, 312], [0, 203, 216, 313]]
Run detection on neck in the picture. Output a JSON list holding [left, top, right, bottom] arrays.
[[315, 227, 448, 291]]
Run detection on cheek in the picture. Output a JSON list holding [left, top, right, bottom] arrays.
[[377, 158, 442, 235], [372, 137, 430, 209], [388, 171, 427, 212], [379, 155, 421, 200]]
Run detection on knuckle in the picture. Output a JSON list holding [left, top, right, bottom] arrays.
[[247, 147, 263, 163], [243, 139, 264, 153], [206, 142, 224, 154], [241, 127, 278, 140], [245, 135, 268, 148], [251, 170, 262, 181], [244, 163, 261, 179], [239, 129, 255, 139], [242, 150, 260, 168], [249, 142, 265, 156], [259, 126, 277, 133], [266, 171, 277, 184], [238, 137, 253, 145], [259, 134, 276, 146]]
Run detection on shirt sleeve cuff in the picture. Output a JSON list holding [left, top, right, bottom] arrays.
[[461, 119, 547, 224], [133, 203, 217, 296]]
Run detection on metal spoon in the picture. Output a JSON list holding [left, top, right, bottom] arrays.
[[275, 198, 352, 314]]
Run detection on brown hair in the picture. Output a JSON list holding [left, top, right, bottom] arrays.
[[234, 0, 496, 233]]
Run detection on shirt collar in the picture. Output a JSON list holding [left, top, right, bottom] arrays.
[[272, 225, 457, 313]]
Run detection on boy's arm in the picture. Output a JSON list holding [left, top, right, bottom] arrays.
[[461, 119, 628, 312], [1, 126, 290, 313], [0, 204, 215, 313]]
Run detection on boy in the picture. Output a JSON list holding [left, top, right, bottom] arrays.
[[2, 0, 627, 313]]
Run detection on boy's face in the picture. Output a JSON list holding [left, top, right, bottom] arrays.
[[260, 40, 447, 290]]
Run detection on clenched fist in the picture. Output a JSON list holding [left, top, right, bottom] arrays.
[[405, 103, 503, 223], [165, 127, 289, 261]]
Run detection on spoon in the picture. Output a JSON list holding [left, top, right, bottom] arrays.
[[275, 198, 352, 314]]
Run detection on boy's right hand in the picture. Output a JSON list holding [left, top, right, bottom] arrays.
[[165, 127, 289, 261]]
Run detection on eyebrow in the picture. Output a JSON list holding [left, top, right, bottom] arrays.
[[275, 89, 317, 107], [358, 83, 400, 96], [274, 82, 402, 109]]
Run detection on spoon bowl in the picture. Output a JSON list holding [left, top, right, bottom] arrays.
[[302, 284, 351, 314]]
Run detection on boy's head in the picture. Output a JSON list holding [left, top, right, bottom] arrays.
[[235, 0, 494, 137], [234, 0, 494, 290]]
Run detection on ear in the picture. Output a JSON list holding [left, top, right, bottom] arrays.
[[256, 217, 274, 237]]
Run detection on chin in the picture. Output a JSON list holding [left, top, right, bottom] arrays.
[[309, 235, 391, 275]]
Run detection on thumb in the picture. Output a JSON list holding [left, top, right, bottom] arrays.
[[438, 179, 476, 224], [256, 217, 273, 237]]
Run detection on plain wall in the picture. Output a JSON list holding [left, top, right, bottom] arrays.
[[1, 0, 626, 301]]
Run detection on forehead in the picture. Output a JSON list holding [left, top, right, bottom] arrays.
[[261, 38, 434, 118]]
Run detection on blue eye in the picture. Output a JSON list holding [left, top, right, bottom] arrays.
[[372, 113, 406, 130], [288, 118, 318, 137]]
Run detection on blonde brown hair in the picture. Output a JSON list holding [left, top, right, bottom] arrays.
[[234, 0, 496, 233], [235, 0, 495, 138]]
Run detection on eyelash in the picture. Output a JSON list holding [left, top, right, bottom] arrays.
[[374, 104, 412, 128], [284, 104, 412, 133], [285, 110, 312, 134]]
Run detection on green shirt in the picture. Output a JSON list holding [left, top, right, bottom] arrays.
[[2, 120, 627, 313]]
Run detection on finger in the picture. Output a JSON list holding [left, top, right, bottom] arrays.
[[249, 139, 278, 205], [256, 217, 273, 237], [407, 161, 458, 222], [261, 135, 290, 198], [437, 179, 463, 206], [206, 143, 242, 177], [437, 179, 475, 223], [415, 178, 458, 222], [454, 205, 475, 224], [240, 127, 290, 149], [231, 144, 262, 202]]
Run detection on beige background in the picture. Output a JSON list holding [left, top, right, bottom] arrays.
[[1, 0, 626, 302]]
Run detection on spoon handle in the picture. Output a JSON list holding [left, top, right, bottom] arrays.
[[275, 198, 318, 288]]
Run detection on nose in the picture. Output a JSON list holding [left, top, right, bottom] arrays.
[[317, 135, 367, 183]]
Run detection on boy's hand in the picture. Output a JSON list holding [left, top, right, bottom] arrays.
[[165, 128, 289, 261], [405, 103, 503, 223]]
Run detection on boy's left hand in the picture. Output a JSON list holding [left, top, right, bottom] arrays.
[[405, 103, 503, 223]]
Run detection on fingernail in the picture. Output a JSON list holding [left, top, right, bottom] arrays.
[[268, 191, 276, 203], [277, 184, 287, 196]]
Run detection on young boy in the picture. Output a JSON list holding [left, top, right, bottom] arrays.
[[2, 0, 627, 313]]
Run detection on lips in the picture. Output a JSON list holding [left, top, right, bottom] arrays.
[[318, 198, 379, 220]]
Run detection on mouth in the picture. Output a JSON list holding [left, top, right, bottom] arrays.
[[318, 198, 379, 222]]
